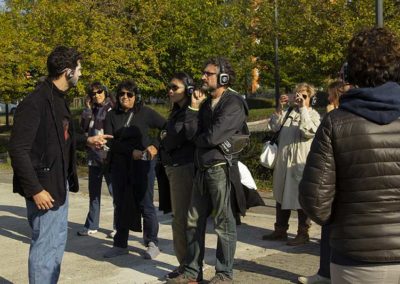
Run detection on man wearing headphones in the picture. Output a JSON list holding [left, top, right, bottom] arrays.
[[168, 58, 248, 284], [8, 46, 111, 283]]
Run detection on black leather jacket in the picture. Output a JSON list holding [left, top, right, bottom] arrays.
[[299, 83, 400, 263]]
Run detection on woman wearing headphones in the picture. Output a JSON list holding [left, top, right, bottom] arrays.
[[160, 72, 206, 280], [78, 82, 116, 237], [103, 79, 166, 260], [263, 83, 320, 246]]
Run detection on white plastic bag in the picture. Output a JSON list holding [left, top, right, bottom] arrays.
[[238, 161, 257, 190], [259, 141, 278, 169]]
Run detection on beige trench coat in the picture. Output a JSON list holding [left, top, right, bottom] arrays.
[[267, 107, 320, 209]]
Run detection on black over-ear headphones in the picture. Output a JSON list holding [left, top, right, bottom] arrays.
[[217, 59, 230, 86], [134, 85, 142, 104], [340, 62, 349, 83], [66, 69, 74, 80], [311, 95, 317, 106], [182, 72, 195, 96]]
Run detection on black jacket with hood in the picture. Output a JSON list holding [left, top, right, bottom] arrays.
[[299, 82, 400, 264]]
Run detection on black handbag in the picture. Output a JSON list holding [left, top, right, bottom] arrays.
[[219, 123, 250, 156]]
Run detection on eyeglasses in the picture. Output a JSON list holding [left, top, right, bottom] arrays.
[[119, 91, 135, 98], [168, 84, 181, 91], [202, 71, 217, 77], [91, 89, 103, 97]]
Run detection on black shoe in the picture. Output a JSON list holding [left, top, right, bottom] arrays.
[[165, 266, 184, 279]]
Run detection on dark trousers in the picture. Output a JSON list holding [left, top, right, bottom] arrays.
[[318, 224, 331, 278], [113, 159, 159, 248], [184, 165, 236, 279], [275, 202, 310, 228], [84, 165, 115, 230]]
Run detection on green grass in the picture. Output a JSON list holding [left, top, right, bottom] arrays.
[[145, 103, 275, 122], [248, 108, 275, 122]]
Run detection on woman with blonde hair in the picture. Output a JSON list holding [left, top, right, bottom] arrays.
[[263, 83, 320, 246]]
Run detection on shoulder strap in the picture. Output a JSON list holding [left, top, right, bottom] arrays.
[[269, 107, 293, 144]]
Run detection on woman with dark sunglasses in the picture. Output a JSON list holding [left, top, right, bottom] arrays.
[[263, 83, 320, 246], [159, 72, 205, 280], [77, 82, 116, 237], [103, 79, 166, 260]]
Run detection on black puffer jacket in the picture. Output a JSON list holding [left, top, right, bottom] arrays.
[[299, 82, 400, 263]]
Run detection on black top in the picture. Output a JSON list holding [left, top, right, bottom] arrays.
[[53, 89, 72, 175], [104, 105, 166, 159], [160, 102, 199, 166]]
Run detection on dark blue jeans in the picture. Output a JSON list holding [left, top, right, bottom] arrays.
[[84, 165, 115, 230], [184, 165, 236, 279], [26, 192, 69, 284], [318, 224, 331, 278], [114, 159, 159, 248]]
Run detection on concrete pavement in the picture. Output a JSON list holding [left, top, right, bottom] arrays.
[[0, 168, 321, 284]]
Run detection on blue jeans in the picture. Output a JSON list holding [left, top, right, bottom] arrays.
[[26, 192, 69, 284], [83, 166, 115, 230], [184, 165, 236, 279], [114, 159, 159, 248]]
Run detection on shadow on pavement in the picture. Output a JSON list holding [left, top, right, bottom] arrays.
[[0, 276, 13, 284], [0, 205, 176, 279], [234, 242, 320, 283]]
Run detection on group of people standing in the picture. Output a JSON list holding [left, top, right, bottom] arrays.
[[7, 25, 400, 284], [9, 46, 252, 284]]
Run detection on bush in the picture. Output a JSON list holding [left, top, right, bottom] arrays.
[[246, 97, 275, 109], [240, 132, 273, 189]]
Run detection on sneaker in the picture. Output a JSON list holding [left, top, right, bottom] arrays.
[[77, 228, 98, 236], [166, 273, 200, 284], [103, 246, 129, 258], [298, 274, 331, 284], [144, 242, 160, 259], [165, 266, 184, 279], [107, 230, 116, 239], [209, 273, 233, 284]]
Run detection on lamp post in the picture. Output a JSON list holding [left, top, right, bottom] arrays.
[[376, 0, 383, 27], [274, 0, 280, 108]]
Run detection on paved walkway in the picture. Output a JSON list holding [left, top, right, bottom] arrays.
[[0, 167, 322, 284]]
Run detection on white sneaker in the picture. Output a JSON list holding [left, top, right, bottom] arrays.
[[298, 274, 331, 284], [77, 229, 98, 236], [144, 242, 160, 259], [107, 230, 116, 239]]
